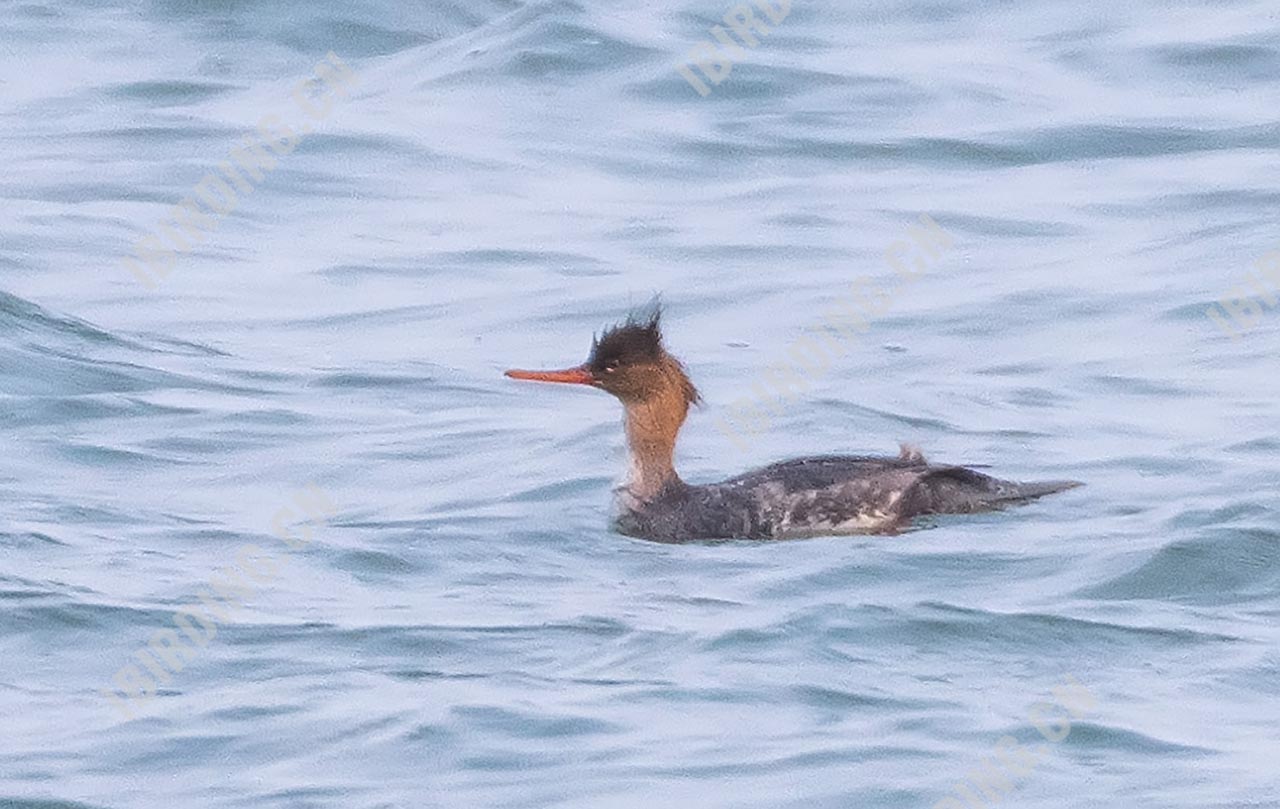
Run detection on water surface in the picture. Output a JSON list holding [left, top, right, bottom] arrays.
[[2, 1, 1279, 807]]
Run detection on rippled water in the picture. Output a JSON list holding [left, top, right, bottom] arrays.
[[3, 1, 1279, 806]]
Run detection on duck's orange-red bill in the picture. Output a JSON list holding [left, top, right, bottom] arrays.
[[504, 365, 595, 385]]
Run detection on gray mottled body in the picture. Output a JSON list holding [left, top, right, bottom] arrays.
[[614, 454, 1079, 542]]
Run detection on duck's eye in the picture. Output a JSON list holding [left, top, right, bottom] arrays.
[[604, 363, 618, 373]]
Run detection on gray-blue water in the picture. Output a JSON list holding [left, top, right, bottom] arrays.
[[3, 1, 1279, 807]]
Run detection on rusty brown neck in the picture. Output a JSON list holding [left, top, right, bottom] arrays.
[[621, 381, 690, 502]]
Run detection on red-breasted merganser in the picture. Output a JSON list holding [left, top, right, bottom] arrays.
[[505, 308, 1080, 542]]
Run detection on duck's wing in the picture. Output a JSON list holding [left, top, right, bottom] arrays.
[[710, 455, 928, 537], [720, 454, 924, 493]]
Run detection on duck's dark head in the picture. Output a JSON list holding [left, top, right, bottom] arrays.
[[505, 307, 700, 408]]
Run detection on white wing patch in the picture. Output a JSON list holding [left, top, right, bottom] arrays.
[[774, 489, 904, 538]]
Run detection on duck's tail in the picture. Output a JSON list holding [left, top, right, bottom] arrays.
[[1004, 479, 1084, 501], [914, 467, 1083, 514]]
